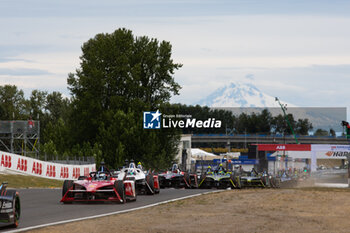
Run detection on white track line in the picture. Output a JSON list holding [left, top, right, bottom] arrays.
[[7, 190, 225, 233]]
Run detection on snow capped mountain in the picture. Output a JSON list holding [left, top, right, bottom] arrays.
[[193, 82, 344, 132], [196, 82, 291, 107]]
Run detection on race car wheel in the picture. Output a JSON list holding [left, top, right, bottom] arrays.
[[155, 188, 160, 194], [5, 190, 20, 228], [146, 174, 155, 195], [191, 175, 198, 188], [236, 176, 242, 189], [184, 173, 191, 188], [269, 177, 276, 188], [274, 178, 281, 188], [114, 180, 126, 203], [154, 176, 160, 194], [62, 180, 74, 204], [198, 175, 206, 189], [13, 192, 20, 228], [230, 174, 241, 189], [158, 176, 165, 188]]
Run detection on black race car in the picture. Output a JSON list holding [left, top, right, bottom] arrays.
[[239, 169, 279, 188], [198, 166, 241, 189], [158, 164, 198, 189], [0, 182, 20, 228]]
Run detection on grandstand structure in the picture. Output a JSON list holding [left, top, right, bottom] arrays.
[[0, 120, 40, 158]]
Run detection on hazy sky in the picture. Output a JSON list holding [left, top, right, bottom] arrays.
[[1, 0, 350, 116]]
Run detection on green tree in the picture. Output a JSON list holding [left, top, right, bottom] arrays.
[[314, 128, 329, 136], [42, 118, 69, 155], [29, 90, 47, 119], [42, 140, 58, 160], [67, 28, 182, 168], [45, 92, 70, 122], [296, 119, 313, 135], [39, 92, 71, 147], [0, 85, 27, 120], [271, 113, 297, 135]]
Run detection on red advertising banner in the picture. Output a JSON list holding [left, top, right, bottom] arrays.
[[255, 144, 311, 151], [0, 151, 96, 180]]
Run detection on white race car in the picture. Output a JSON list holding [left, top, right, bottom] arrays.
[[118, 162, 160, 195]]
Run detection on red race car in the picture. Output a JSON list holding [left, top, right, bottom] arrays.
[[61, 171, 136, 204]]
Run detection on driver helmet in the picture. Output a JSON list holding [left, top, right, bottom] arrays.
[[98, 172, 107, 180], [129, 162, 136, 169], [172, 164, 178, 171], [137, 162, 143, 169], [219, 163, 223, 167], [208, 166, 211, 169]]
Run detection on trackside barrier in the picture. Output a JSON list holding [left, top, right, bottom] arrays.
[[0, 150, 96, 180]]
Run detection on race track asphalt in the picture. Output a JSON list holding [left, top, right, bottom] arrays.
[[1, 188, 213, 232]]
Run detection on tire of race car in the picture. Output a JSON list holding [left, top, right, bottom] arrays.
[[270, 177, 276, 188], [62, 180, 74, 204], [154, 176, 160, 194], [229, 174, 234, 189], [5, 190, 20, 228], [237, 176, 242, 189], [191, 175, 198, 188], [13, 192, 20, 228], [158, 176, 165, 188], [146, 174, 155, 195], [114, 180, 126, 203], [230, 174, 241, 189], [184, 173, 191, 188], [274, 178, 281, 188], [198, 175, 206, 189]]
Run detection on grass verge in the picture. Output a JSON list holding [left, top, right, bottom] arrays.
[[0, 174, 63, 188]]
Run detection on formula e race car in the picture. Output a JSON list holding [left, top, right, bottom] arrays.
[[239, 169, 279, 188], [117, 162, 160, 195], [198, 166, 241, 189], [158, 164, 198, 189], [0, 182, 20, 228], [277, 172, 297, 188], [61, 170, 136, 204]]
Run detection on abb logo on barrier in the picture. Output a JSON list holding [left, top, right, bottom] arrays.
[[72, 168, 80, 179], [84, 167, 90, 176], [32, 162, 43, 175], [17, 158, 27, 172], [46, 165, 56, 177], [1, 154, 12, 168], [60, 167, 69, 179], [0, 150, 95, 180]]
